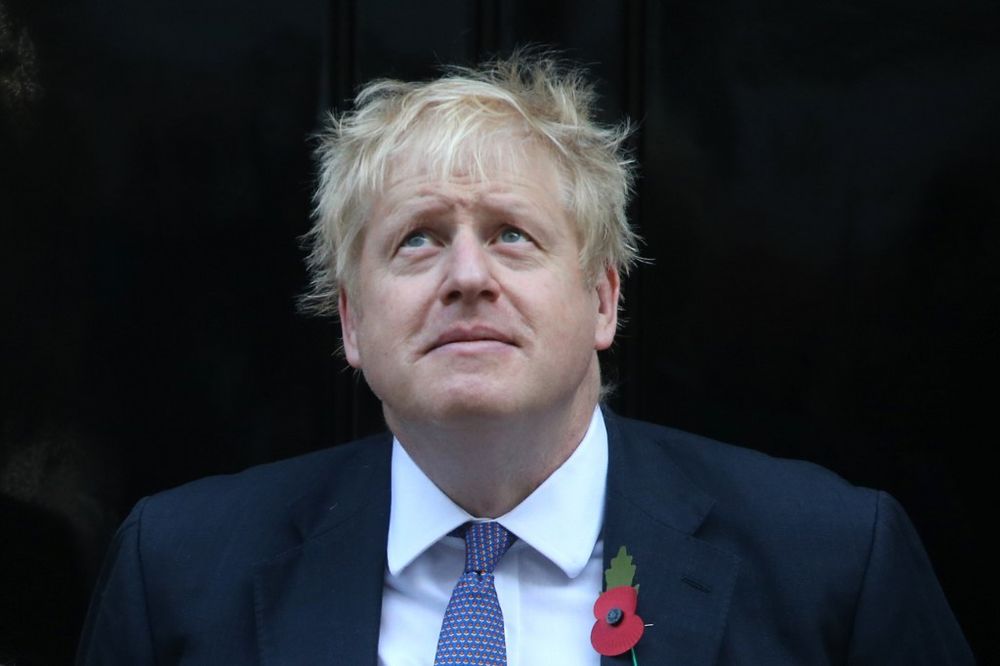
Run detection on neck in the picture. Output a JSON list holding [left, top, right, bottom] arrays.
[[386, 375, 601, 518]]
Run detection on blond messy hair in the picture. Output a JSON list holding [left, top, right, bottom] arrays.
[[301, 52, 641, 316]]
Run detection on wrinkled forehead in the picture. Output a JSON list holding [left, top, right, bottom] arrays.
[[381, 117, 568, 199]]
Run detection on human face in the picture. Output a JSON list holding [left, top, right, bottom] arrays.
[[339, 147, 620, 427]]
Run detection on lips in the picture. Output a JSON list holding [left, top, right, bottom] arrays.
[[427, 325, 517, 352]]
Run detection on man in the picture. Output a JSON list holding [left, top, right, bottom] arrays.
[[77, 55, 973, 665]]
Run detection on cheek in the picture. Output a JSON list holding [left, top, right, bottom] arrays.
[[521, 280, 598, 337], [358, 283, 427, 346], [547, 270, 597, 314]]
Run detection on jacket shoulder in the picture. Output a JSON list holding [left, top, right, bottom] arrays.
[[134, 433, 391, 560], [609, 414, 880, 549], [614, 415, 873, 503]]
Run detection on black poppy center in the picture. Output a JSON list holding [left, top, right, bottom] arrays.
[[606, 607, 624, 625]]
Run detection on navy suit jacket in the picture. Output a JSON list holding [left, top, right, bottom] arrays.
[[77, 411, 974, 664]]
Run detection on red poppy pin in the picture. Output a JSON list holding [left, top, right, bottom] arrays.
[[591, 546, 645, 661]]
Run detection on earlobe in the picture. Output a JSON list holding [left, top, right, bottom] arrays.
[[594, 266, 620, 351], [339, 289, 363, 368]]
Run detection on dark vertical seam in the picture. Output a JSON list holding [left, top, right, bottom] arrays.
[[622, 0, 648, 417], [134, 497, 161, 666], [475, 0, 500, 60], [336, 0, 357, 107], [843, 489, 883, 665]]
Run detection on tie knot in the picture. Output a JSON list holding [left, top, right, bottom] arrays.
[[463, 521, 513, 575]]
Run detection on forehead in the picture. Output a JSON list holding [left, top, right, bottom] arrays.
[[374, 140, 567, 219]]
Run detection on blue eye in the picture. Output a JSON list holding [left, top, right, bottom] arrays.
[[499, 228, 527, 243], [401, 231, 430, 248]]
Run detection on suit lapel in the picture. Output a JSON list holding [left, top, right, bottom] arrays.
[[254, 436, 392, 666], [601, 411, 740, 666]]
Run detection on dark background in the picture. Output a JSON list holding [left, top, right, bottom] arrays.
[[2, 0, 997, 663]]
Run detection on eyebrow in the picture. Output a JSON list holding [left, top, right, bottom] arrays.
[[379, 183, 555, 230], [478, 192, 552, 223], [382, 194, 454, 225]]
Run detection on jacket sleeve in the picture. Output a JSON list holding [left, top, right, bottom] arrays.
[[846, 491, 975, 665], [76, 497, 158, 665]]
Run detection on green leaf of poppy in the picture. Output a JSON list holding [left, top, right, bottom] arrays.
[[604, 545, 636, 590]]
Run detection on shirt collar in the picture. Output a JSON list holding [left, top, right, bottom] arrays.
[[386, 406, 608, 579]]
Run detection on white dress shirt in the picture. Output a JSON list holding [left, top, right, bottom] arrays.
[[378, 407, 608, 666]]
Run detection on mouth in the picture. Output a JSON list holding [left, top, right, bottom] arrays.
[[427, 325, 517, 353]]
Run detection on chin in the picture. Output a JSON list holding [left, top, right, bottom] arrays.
[[416, 382, 532, 424], [426, 395, 521, 423]]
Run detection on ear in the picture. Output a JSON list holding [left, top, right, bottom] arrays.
[[593, 265, 620, 351], [339, 288, 362, 368]]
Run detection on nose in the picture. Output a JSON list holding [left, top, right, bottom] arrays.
[[440, 231, 499, 305]]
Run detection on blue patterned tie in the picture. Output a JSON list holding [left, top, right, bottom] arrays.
[[434, 521, 514, 666]]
